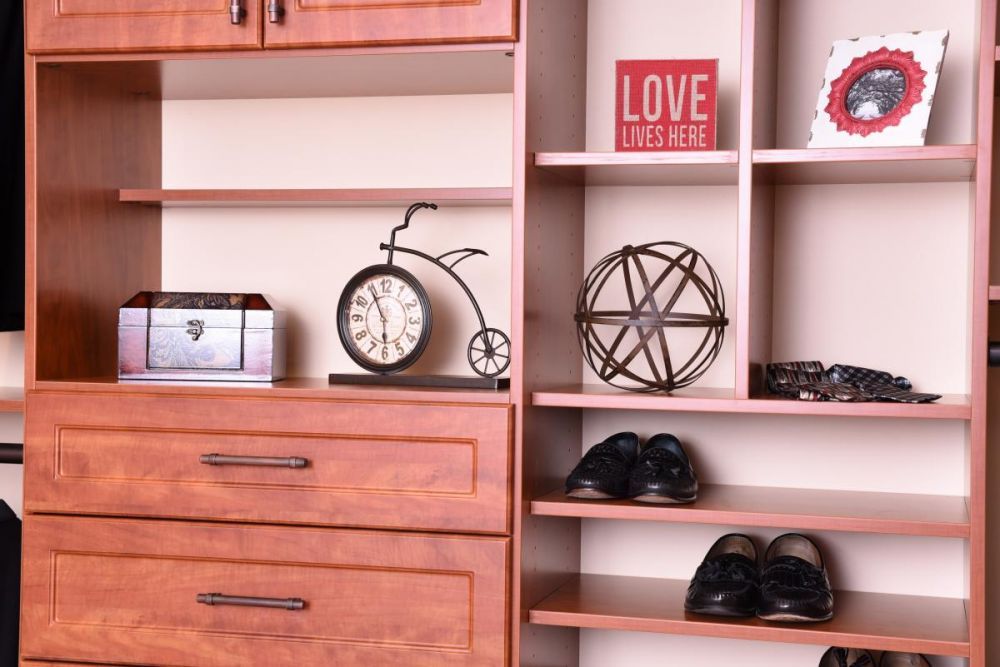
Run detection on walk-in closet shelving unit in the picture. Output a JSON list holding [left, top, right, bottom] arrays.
[[515, 1, 994, 665]]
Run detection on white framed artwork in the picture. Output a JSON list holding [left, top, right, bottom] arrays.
[[808, 30, 949, 148]]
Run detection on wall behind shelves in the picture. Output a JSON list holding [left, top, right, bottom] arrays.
[[161, 94, 514, 378]]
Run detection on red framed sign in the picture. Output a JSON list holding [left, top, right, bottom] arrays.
[[616, 59, 718, 152]]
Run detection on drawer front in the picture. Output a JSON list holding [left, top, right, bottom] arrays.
[[265, 0, 517, 49], [26, 392, 511, 534], [26, 0, 263, 54], [21, 516, 509, 666]]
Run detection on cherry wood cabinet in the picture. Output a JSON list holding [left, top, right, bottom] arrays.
[[25, 0, 264, 54], [20, 516, 510, 666], [24, 392, 512, 534], [264, 0, 517, 49]]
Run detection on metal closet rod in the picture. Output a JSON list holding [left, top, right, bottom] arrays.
[[0, 442, 23, 465]]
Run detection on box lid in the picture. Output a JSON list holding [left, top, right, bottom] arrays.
[[119, 292, 286, 329]]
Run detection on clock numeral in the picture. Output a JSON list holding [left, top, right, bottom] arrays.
[[408, 316, 421, 326], [354, 295, 368, 308], [404, 299, 418, 310], [406, 332, 417, 343], [395, 343, 405, 356], [397, 285, 406, 298], [351, 314, 363, 323], [380, 278, 393, 293], [354, 330, 366, 341], [367, 341, 377, 353], [381, 346, 389, 361]]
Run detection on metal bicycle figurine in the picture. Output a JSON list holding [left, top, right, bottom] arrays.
[[380, 202, 511, 378]]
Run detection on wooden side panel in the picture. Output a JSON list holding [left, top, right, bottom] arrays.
[[512, 0, 587, 664], [31, 62, 162, 383], [25, 392, 512, 534], [21, 516, 509, 666], [25, 0, 263, 53], [735, 0, 778, 398], [265, 0, 516, 49]]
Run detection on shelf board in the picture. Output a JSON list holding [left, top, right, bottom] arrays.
[[530, 574, 970, 657], [0, 386, 24, 413], [119, 188, 513, 208], [34, 377, 509, 406], [753, 145, 977, 184], [531, 485, 969, 538], [530, 384, 971, 420], [534, 151, 739, 186], [989, 285, 1000, 302]]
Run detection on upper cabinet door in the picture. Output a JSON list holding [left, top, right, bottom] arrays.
[[264, 0, 517, 49], [26, 0, 263, 54]]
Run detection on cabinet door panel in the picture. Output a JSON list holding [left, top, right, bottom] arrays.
[[25, 392, 512, 534], [21, 516, 509, 666], [26, 0, 262, 53], [265, 0, 517, 49]]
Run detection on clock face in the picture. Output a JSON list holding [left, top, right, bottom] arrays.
[[338, 265, 432, 374]]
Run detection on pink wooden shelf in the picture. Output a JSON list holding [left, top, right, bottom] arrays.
[[989, 285, 1000, 302], [530, 384, 971, 420], [534, 151, 739, 185], [530, 574, 970, 657], [531, 485, 970, 538], [753, 145, 977, 184], [119, 188, 513, 208], [0, 386, 23, 413]]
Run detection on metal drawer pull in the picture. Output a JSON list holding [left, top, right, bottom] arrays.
[[200, 453, 309, 468], [229, 0, 246, 24], [268, 0, 285, 23], [197, 593, 305, 611]]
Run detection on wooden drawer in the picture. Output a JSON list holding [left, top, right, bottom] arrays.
[[264, 0, 517, 49], [21, 516, 509, 666], [25, 392, 511, 534], [26, 0, 263, 54]]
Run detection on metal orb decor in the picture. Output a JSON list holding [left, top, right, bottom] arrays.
[[575, 242, 728, 393]]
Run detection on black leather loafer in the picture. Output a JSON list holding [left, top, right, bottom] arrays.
[[819, 647, 874, 666], [628, 433, 698, 503], [564, 432, 639, 499], [684, 533, 759, 617], [880, 653, 932, 667], [757, 533, 834, 622]]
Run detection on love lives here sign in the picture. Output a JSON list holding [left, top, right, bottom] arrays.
[[616, 60, 718, 151]]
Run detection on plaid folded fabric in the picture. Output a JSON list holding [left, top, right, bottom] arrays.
[[864, 383, 942, 404], [798, 382, 873, 402], [766, 361, 827, 398], [828, 364, 912, 390]]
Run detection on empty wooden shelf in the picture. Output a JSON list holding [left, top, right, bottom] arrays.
[[529, 574, 970, 657], [119, 187, 514, 208], [752, 146, 977, 185], [0, 386, 23, 413], [531, 485, 970, 538]]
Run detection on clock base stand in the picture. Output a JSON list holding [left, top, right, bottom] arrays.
[[329, 373, 510, 391]]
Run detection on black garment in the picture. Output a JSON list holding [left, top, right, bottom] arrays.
[[0, 501, 20, 665], [0, 0, 24, 332]]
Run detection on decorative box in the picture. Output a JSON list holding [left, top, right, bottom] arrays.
[[118, 292, 286, 382]]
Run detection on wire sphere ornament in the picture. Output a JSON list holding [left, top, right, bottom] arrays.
[[575, 242, 729, 393]]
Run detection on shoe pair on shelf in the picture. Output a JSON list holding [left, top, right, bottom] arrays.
[[564, 431, 697, 504], [685, 533, 834, 622], [820, 648, 932, 667]]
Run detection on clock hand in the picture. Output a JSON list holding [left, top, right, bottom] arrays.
[[369, 286, 389, 344]]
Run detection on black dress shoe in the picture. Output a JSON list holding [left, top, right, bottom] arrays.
[[684, 533, 759, 617], [564, 432, 639, 499], [819, 647, 874, 666], [880, 653, 932, 667], [628, 433, 698, 503], [757, 533, 834, 622]]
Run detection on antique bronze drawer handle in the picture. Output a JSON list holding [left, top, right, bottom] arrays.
[[200, 453, 309, 468], [268, 0, 285, 23], [197, 593, 305, 611]]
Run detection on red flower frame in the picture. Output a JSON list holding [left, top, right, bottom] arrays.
[[825, 46, 927, 137]]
